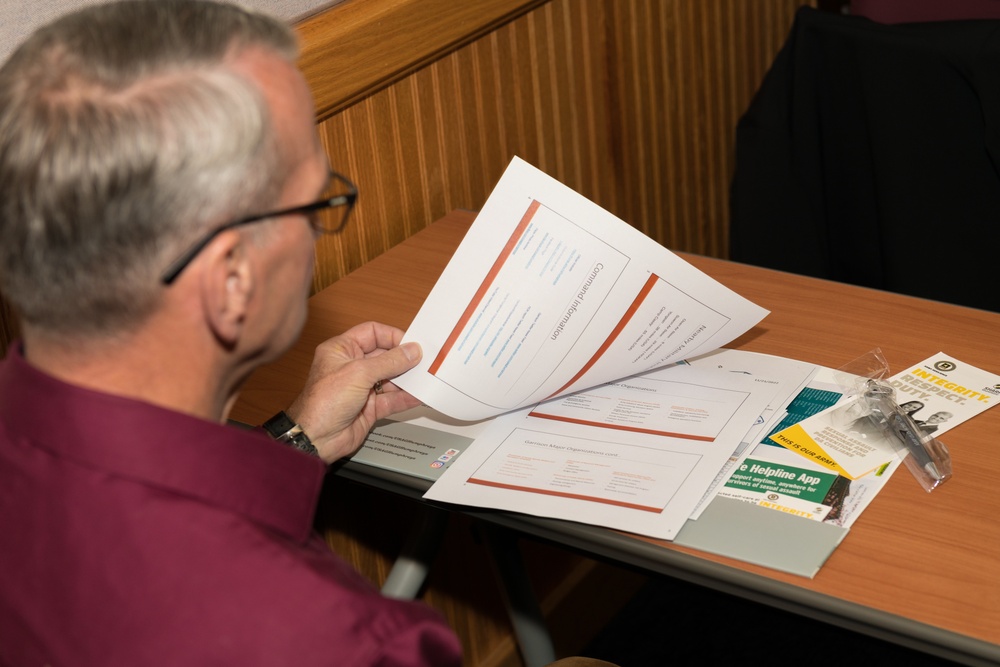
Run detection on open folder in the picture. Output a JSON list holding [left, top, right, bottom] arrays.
[[357, 157, 846, 576]]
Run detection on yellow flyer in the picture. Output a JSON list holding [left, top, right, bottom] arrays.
[[770, 353, 1000, 479]]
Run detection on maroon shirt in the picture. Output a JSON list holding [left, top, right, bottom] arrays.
[[0, 347, 461, 666]]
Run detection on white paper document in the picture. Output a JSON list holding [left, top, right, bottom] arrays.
[[423, 364, 776, 540], [679, 349, 819, 519], [395, 157, 770, 421]]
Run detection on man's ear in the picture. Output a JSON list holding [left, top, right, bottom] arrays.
[[200, 230, 253, 348]]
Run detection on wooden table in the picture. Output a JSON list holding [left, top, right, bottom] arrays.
[[231, 209, 1000, 666]]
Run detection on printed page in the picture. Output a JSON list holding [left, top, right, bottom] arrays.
[[678, 349, 819, 519], [423, 364, 775, 540], [395, 157, 769, 421]]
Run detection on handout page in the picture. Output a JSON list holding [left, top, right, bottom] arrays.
[[395, 157, 769, 421], [423, 363, 776, 540], [679, 349, 818, 519]]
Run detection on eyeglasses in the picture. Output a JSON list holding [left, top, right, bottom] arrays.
[[160, 170, 358, 285]]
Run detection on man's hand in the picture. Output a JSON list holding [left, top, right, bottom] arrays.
[[286, 322, 422, 463]]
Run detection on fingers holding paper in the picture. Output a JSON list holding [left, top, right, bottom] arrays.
[[287, 321, 423, 463]]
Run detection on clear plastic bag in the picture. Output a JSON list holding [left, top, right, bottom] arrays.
[[831, 349, 952, 492]]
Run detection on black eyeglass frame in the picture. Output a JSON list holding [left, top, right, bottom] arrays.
[[160, 170, 357, 285]]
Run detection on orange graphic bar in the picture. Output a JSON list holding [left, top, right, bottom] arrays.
[[527, 411, 714, 441], [547, 273, 659, 398], [428, 200, 541, 376], [467, 477, 663, 513]]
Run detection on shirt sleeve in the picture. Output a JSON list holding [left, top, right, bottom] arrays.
[[370, 619, 463, 667]]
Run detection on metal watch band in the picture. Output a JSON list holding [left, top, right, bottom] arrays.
[[261, 410, 319, 457]]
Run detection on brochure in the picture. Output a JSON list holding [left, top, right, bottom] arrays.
[[771, 353, 1000, 480], [712, 366, 902, 528]]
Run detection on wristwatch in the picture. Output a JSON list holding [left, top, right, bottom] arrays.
[[261, 411, 319, 457]]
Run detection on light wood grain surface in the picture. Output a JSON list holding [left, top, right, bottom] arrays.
[[231, 209, 1000, 660], [298, 0, 809, 293]]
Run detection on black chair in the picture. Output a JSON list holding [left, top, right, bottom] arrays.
[[730, 6, 1000, 312]]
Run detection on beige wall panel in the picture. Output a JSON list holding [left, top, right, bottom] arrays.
[[309, 0, 621, 295], [303, 0, 810, 299], [605, 0, 811, 260]]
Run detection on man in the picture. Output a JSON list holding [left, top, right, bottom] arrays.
[[915, 410, 953, 435], [0, 1, 462, 664]]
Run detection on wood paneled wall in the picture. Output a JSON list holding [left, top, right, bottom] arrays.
[[301, 0, 812, 296]]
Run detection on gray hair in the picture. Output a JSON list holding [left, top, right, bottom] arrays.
[[0, 0, 299, 336]]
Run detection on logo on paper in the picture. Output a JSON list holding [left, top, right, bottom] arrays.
[[933, 360, 957, 373], [430, 461, 444, 469], [435, 449, 461, 465]]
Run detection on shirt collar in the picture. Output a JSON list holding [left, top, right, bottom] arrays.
[[0, 345, 326, 543]]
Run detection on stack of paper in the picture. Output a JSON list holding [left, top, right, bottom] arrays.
[[352, 157, 1000, 572], [387, 156, 775, 541]]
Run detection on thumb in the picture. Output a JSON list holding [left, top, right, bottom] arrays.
[[369, 342, 422, 383]]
